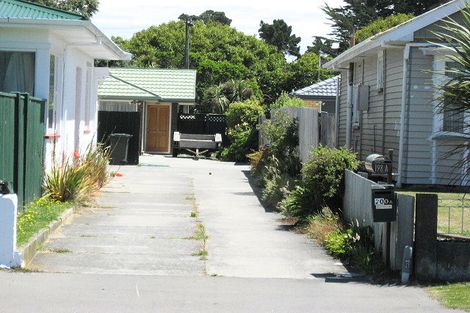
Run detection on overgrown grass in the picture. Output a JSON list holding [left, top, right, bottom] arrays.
[[398, 191, 470, 236], [17, 197, 72, 247], [305, 208, 384, 276], [429, 283, 470, 311]]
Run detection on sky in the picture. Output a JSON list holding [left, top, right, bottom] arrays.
[[92, 0, 345, 53]]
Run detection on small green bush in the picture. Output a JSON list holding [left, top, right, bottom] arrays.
[[270, 91, 306, 110], [222, 99, 265, 162], [220, 124, 255, 162], [324, 228, 352, 258], [225, 99, 265, 128], [261, 156, 295, 208], [281, 147, 358, 219], [306, 211, 383, 275], [258, 111, 301, 178], [279, 185, 313, 217]]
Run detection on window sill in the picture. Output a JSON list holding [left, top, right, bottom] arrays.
[[44, 133, 60, 139], [430, 131, 470, 140]]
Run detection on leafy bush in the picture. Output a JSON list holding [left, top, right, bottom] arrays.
[[261, 156, 295, 208], [225, 99, 265, 128], [356, 14, 414, 43], [220, 124, 255, 162], [279, 185, 312, 217], [303, 147, 359, 200], [221, 99, 265, 161], [282, 147, 358, 218], [270, 91, 306, 110]]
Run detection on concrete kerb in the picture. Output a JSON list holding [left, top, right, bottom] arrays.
[[18, 207, 75, 267]]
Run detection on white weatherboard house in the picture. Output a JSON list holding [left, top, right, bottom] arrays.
[[0, 0, 130, 169], [325, 0, 468, 187]]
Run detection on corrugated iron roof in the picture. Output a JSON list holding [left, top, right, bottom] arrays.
[[98, 68, 197, 103], [291, 76, 339, 99], [0, 0, 85, 20]]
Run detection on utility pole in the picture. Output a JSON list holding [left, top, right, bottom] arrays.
[[184, 15, 193, 69]]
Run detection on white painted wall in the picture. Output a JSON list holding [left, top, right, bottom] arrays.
[[0, 28, 106, 170]]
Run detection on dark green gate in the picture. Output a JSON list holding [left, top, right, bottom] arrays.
[[0, 92, 46, 208]]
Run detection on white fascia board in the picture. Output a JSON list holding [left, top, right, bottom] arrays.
[[0, 18, 131, 61], [324, 0, 465, 70]]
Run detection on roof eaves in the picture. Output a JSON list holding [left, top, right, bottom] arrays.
[[98, 95, 195, 103], [0, 18, 131, 60], [324, 0, 465, 69]]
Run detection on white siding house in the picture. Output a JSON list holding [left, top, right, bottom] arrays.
[[325, 0, 468, 187], [0, 0, 130, 170]]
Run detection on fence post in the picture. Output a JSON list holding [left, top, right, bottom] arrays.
[[13, 93, 25, 209], [0, 193, 22, 268], [415, 193, 438, 281]]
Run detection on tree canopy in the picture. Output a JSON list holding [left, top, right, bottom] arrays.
[[258, 19, 301, 57], [179, 10, 232, 25], [28, 0, 99, 18], [115, 18, 327, 106]]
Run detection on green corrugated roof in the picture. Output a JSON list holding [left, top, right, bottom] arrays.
[[0, 0, 85, 20], [98, 68, 197, 103]]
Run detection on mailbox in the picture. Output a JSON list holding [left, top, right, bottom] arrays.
[[365, 154, 392, 175], [371, 186, 396, 222]]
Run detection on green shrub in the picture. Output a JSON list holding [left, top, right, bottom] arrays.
[[304, 147, 359, 213], [261, 156, 295, 208], [222, 99, 265, 162], [279, 185, 312, 217], [258, 111, 301, 177], [281, 147, 358, 219], [220, 124, 255, 162], [270, 91, 306, 110], [225, 99, 265, 128], [324, 228, 351, 258], [306, 211, 383, 275]]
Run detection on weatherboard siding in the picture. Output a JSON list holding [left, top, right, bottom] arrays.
[[402, 47, 434, 185], [337, 69, 348, 147]]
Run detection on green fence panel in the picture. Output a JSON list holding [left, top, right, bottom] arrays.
[[23, 95, 46, 204], [0, 92, 16, 190], [0, 92, 45, 209]]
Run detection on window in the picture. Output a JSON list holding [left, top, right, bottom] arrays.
[[0, 51, 35, 94], [442, 61, 465, 133], [48, 55, 56, 129]]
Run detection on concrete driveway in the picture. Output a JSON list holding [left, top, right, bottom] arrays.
[[23, 155, 459, 313], [31, 155, 343, 278]]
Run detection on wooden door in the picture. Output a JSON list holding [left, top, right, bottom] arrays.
[[146, 105, 170, 152]]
